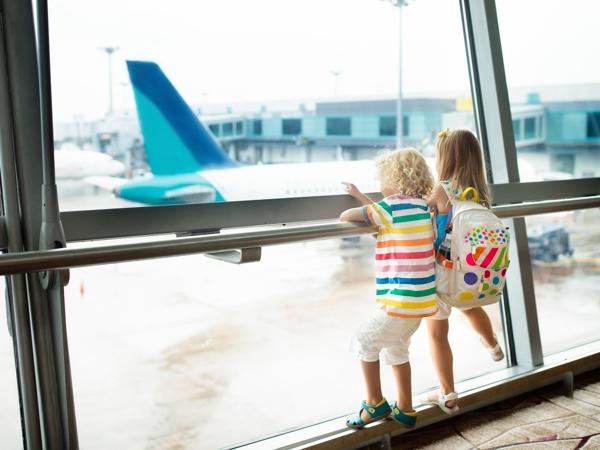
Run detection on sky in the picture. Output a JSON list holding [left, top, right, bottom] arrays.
[[48, 0, 600, 121]]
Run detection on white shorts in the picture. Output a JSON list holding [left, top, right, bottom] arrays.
[[429, 295, 473, 320], [351, 308, 421, 366]]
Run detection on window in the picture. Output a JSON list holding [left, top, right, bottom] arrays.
[[524, 117, 536, 139], [222, 122, 233, 137], [282, 118, 302, 136], [61, 238, 505, 450], [497, 0, 600, 180], [208, 124, 220, 136], [235, 121, 243, 135], [326, 117, 351, 136], [252, 119, 262, 136], [586, 112, 600, 138], [379, 116, 396, 136], [378, 115, 409, 137], [526, 208, 600, 354], [513, 119, 521, 141]]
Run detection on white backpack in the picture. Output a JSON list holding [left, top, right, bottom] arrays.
[[436, 187, 510, 308]]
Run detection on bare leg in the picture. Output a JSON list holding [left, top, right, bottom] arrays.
[[461, 307, 497, 347], [391, 362, 412, 411], [359, 360, 384, 421], [426, 319, 457, 408]]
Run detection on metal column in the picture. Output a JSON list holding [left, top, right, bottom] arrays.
[[461, 0, 543, 367], [1, 0, 78, 447], [0, 9, 42, 449]]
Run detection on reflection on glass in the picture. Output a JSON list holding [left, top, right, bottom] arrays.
[[63, 239, 505, 449], [0, 279, 23, 449], [497, 0, 600, 181], [527, 208, 600, 355], [50, 0, 476, 211]]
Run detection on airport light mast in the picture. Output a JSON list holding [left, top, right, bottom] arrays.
[[383, 0, 409, 149], [329, 69, 343, 97], [98, 46, 119, 116]]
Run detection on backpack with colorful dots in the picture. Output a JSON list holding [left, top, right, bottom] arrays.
[[435, 186, 510, 308]]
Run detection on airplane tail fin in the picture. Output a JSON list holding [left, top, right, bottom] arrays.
[[126, 60, 238, 176]]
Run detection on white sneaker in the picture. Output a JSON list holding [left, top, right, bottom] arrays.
[[481, 334, 504, 361]]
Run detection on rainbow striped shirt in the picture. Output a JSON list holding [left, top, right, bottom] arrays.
[[362, 195, 437, 318]]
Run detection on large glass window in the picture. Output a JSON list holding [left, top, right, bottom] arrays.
[[48, 2, 494, 445], [526, 208, 600, 355], [50, 0, 478, 210], [497, 0, 600, 180], [63, 237, 505, 449]]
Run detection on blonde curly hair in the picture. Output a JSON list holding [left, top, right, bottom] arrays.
[[376, 148, 434, 198]]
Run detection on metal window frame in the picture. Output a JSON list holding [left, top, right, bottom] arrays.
[[461, 0, 544, 368]]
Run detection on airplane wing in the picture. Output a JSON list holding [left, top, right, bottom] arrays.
[[84, 176, 129, 192]]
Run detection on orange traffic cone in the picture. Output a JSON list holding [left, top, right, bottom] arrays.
[[79, 280, 85, 298]]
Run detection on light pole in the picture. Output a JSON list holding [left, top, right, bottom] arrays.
[[384, 0, 409, 149], [329, 69, 343, 97], [98, 46, 119, 116]]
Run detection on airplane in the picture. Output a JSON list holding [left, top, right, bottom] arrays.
[[55, 143, 126, 180], [86, 60, 383, 205]]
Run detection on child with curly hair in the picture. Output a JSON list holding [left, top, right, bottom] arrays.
[[340, 148, 436, 429]]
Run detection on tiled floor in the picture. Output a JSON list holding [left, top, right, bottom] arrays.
[[380, 369, 600, 449]]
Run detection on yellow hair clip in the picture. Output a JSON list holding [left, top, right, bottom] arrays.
[[438, 128, 450, 139]]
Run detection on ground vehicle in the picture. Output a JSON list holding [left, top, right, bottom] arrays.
[[527, 224, 574, 262]]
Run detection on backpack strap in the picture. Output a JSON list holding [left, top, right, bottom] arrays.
[[445, 205, 453, 235], [459, 187, 479, 203]]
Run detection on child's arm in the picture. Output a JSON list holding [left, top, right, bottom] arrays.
[[339, 207, 365, 222], [427, 184, 450, 213], [342, 182, 374, 206]]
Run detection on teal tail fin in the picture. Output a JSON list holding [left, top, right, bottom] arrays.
[[126, 60, 238, 175]]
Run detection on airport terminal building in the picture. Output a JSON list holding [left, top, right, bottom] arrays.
[[57, 93, 600, 180]]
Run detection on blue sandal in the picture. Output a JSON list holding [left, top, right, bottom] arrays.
[[346, 398, 391, 429], [389, 402, 417, 428]]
